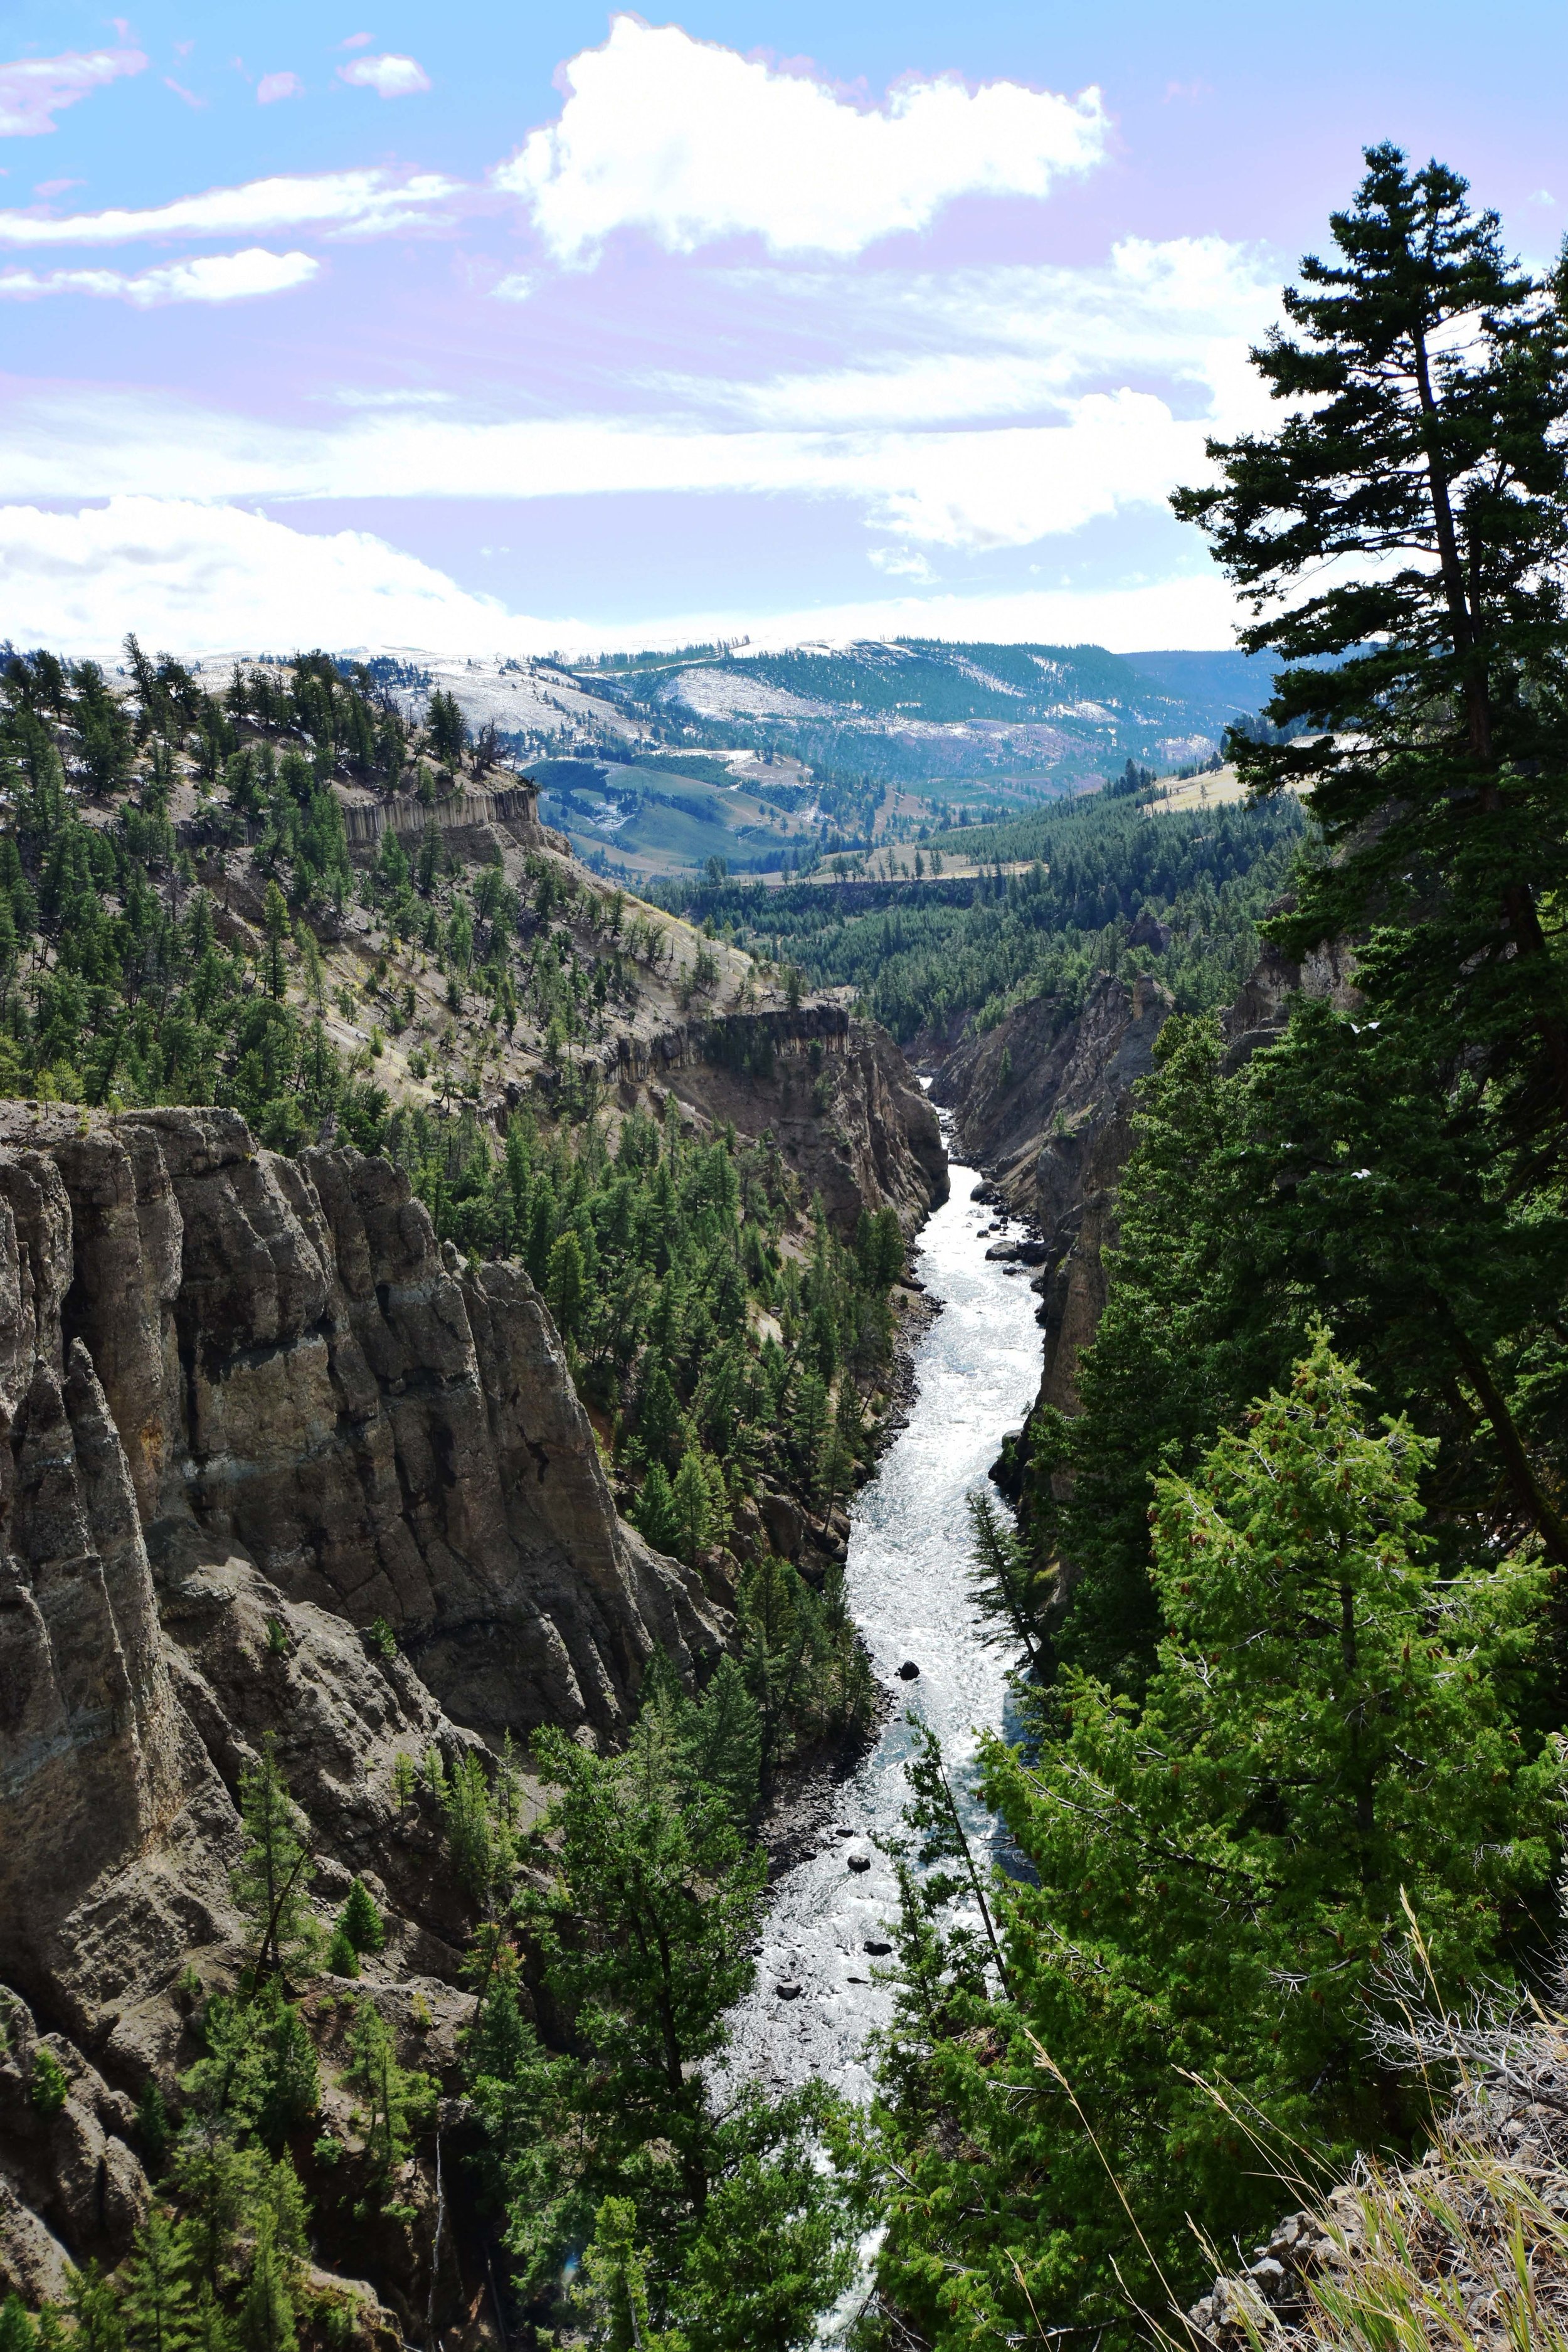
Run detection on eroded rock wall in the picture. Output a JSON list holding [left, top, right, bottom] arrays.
[[0, 1106, 725, 2018], [935, 938, 1356, 1416]]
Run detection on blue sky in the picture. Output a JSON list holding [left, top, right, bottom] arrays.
[[1, 0, 1564, 655]]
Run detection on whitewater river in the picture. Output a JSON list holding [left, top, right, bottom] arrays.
[[726, 1138, 1044, 2104]]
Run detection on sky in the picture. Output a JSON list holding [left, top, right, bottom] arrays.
[[0, 0, 1564, 659]]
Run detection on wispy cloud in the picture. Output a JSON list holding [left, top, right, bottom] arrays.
[[0, 248, 319, 305], [0, 166, 460, 245], [0, 379, 1223, 551], [256, 72, 303, 105], [337, 53, 431, 99], [0, 494, 1239, 659], [497, 16, 1106, 261], [0, 46, 147, 137]]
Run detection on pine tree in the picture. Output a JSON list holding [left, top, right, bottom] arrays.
[[0, 2296, 35, 2352], [687, 1655, 762, 1825], [344, 2002, 430, 2187], [1173, 144, 1568, 1147], [867, 1332, 1564, 2349], [233, 2216, 294, 2352], [230, 1738, 316, 1983], [66, 2267, 124, 2352], [964, 1490, 1045, 1669], [119, 2210, 196, 2352], [337, 1878, 386, 1957], [632, 1462, 681, 1554]]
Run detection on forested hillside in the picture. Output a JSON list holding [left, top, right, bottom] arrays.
[[657, 787, 1306, 1041]]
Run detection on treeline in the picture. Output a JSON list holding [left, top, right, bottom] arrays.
[[847, 146, 1568, 2348], [665, 791, 1305, 1041]]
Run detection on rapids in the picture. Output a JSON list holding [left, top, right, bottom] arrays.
[[726, 1139, 1043, 2102]]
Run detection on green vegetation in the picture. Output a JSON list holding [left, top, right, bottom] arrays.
[[858, 1342, 1561, 2349], [465, 1708, 856, 2349], [666, 790, 1305, 1040], [386, 1099, 908, 1560]]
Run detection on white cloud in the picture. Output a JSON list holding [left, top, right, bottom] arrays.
[[337, 53, 431, 98], [687, 239, 1279, 428], [257, 72, 303, 105], [869, 546, 935, 581], [0, 382, 1225, 549], [0, 46, 146, 137], [490, 272, 534, 302], [497, 16, 1106, 260], [0, 499, 534, 657], [0, 166, 459, 245], [0, 248, 319, 305], [0, 495, 1241, 659]]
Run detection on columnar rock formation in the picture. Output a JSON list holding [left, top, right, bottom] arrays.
[[0, 1104, 724, 2032]]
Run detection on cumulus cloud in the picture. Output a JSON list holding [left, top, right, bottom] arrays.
[[0, 498, 542, 657], [0, 45, 146, 137], [257, 72, 303, 105], [0, 248, 319, 305], [497, 16, 1106, 260], [0, 495, 1240, 659], [0, 166, 459, 246], [337, 53, 432, 98]]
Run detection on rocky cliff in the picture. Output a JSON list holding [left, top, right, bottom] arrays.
[[933, 933, 1355, 1415], [0, 1103, 731, 2306]]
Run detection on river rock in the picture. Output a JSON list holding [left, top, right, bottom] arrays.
[[896, 1660, 921, 1680], [847, 1852, 872, 1873], [776, 1983, 803, 2001], [864, 1940, 893, 1956]]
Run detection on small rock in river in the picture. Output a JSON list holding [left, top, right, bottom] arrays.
[[834, 1825, 855, 1838], [776, 1983, 803, 2001], [847, 1852, 872, 1873], [896, 1660, 920, 1680], [864, 1940, 893, 1956]]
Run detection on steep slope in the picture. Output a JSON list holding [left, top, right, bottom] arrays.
[[0, 1101, 732, 2313], [933, 930, 1356, 1414]]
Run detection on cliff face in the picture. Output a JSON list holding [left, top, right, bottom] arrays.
[[934, 938, 1355, 1415], [0, 1105, 724, 2005], [934, 974, 1172, 1414], [552, 1000, 948, 1236], [0, 1102, 738, 2309]]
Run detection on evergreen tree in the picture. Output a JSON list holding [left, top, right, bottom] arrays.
[[344, 2001, 430, 2187], [865, 1333, 1562, 2349], [963, 1490, 1045, 1670], [230, 1737, 316, 1982], [66, 2268, 124, 2352], [0, 2298, 34, 2352], [337, 1878, 385, 1956], [1173, 143, 1568, 1149], [233, 2217, 293, 2352], [687, 1655, 762, 1826], [119, 2211, 196, 2352]]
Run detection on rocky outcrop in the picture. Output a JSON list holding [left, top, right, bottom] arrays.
[[665, 1009, 947, 1236], [0, 1101, 734, 2307], [935, 935, 1356, 1416], [0, 1105, 726, 2002], [935, 973, 1173, 1412], [544, 1000, 947, 1236]]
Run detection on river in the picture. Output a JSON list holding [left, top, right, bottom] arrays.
[[726, 1136, 1044, 2104]]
